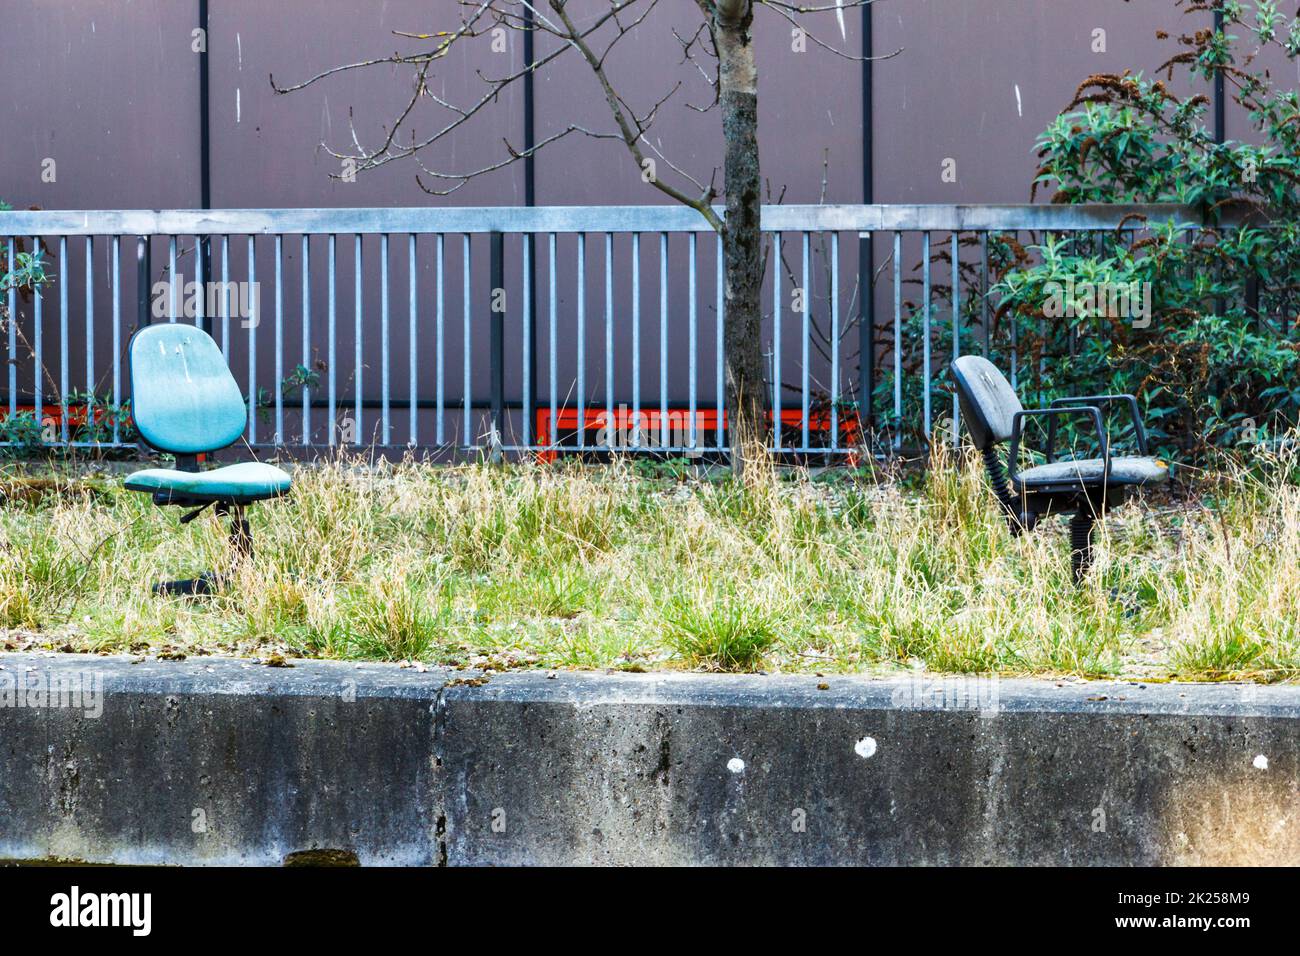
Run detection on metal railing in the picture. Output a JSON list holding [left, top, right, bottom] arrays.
[[0, 203, 1200, 458]]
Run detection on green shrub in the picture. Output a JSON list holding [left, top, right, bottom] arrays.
[[881, 0, 1300, 461]]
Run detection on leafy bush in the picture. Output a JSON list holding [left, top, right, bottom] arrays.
[[881, 1, 1300, 460], [1002, 0, 1300, 459]]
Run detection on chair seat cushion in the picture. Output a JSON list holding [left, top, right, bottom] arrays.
[[124, 462, 292, 503], [1013, 456, 1169, 489]]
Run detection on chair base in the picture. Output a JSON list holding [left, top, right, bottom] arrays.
[[1011, 483, 1114, 586], [152, 504, 252, 599], [1031, 495, 1108, 585], [153, 572, 222, 597], [1069, 508, 1097, 584]]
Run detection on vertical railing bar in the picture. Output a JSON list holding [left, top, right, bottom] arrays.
[[436, 233, 445, 446], [715, 232, 724, 449], [951, 231, 960, 449], [6, 238, 16, 419], [548, 232, 557, 451], [408, 232, 418, 446], [688, 231, 697, 452], [922, 230, 932, 443], [381, 232, 391, 447], [980, 231, 990, 357], [136, 235, 150, 333], [605, 232, 614, 452], [659, 232, 668, 449], [1092, 231, 1104, 346], [773, 231, 782, 451], [522, 232, 533, 448], [85, 236, 94, 403], [33, 236, 42, 443], [168, 235, 177, 323], [831, 231, 840, 451], [302, 233, 312, 446], [576, 232, 586, 450], [220, 235, 230, 357], [489, 231, 504, 446], [59, 236, 68, 442], [328, 233, 337, 446], [274, 233, 284, 444], [1037, 232, 1048, 406], [194, 235, 204, 329], [111, 237, 121, 443], [1009, 231, 1019, 392], [892, 231, 902, 453], [801, 231, 810, 452], [354, 234, 363, 446], [247, 235, 257, 442], [463, 234, 471, 447], [631, 232, 640, 448]]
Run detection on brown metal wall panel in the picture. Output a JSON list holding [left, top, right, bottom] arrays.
[[208, 0, 525, 207], [873, 0, 1211, 204], [0, 0, 200, 209], [0, 1, 200, 414]]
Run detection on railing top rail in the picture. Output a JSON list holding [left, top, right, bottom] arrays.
[[0, 203, 1201, 236]]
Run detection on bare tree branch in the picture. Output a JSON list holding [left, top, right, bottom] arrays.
[[757, 0, 904, 62], [275, 0, 721, 223], [412, 124, 624, 196], [546, 0, 723, 227]]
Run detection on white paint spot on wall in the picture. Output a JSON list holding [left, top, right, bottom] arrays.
[[1253, 754, 1269, 770], [237, 33, 243, 71], [727, 757, 745, 774], [236, 88, 241, 123], [855, 736, 878, 759], [1014, 84, 1023, 118]]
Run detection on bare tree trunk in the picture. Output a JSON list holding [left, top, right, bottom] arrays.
[[715, 0, 769, 474]]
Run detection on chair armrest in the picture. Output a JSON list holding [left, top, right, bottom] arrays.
[[1048, 394, 1148, 457], [1009, 406, 1109, 487]]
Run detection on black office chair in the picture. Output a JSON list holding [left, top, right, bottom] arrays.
[[950, 356, 1170, 582]]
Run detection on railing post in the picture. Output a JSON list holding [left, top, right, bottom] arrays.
[[859, 0, 875, 445], [858, 231, 874, 439], [136, 236, 151, 328], [490, 230, 505, 444], [523, 233, 536, 447]]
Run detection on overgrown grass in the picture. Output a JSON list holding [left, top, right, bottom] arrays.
[[2, 445, 1300, 681]]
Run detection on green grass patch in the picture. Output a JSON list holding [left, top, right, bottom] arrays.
[[3, 450, 1300, 682]]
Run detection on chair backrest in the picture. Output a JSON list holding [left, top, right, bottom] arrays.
[[950, 355, 1023, 449], [129, 324, 246, 455]]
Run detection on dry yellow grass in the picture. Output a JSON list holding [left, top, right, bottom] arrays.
[[1, 446, 1298, 681]]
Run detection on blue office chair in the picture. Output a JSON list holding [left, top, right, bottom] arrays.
[[125, 324, 292, 595]]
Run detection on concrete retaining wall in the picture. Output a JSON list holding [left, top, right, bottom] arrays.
[[1, 652, 1297, 865]]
